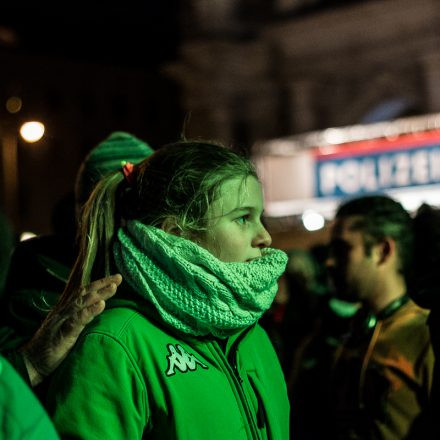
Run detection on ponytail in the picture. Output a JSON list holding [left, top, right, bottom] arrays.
[[63, 171, 124, 300]]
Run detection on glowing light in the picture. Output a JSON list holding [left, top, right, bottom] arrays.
[[302, 210, 325, 231], [5, 96, 22, 113], [323, 128, 346, 145], [19, 231, 37, 241], [328, 298, 361, 318], [19, 121, 45, 143]]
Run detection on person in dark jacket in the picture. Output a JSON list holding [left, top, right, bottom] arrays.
[[1, 203, 122, 437], [0, 273, 122, 440], [0, 132, 154, 352], [410, 203, 440, 438]]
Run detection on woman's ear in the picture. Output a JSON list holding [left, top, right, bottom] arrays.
[[161, 217, 182, 236]]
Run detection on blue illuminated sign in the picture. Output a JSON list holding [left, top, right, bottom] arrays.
[[315, 136, 440, 198]]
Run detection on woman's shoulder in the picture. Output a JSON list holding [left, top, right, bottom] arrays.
[[83, 307, 150, 338], [81, 305, 173, 352]]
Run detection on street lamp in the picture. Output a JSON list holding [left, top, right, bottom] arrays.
[[20, 121, 45, 143], [1, 120, 45, 227]]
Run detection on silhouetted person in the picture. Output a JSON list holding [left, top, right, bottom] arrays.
[[0, 132, 153, 352], [0, 205, 122, 438], [411, 203, 440, 438], [285, 245, 356, 440]]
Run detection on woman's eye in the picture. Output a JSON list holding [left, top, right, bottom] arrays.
[[236, 215, 249, 225]]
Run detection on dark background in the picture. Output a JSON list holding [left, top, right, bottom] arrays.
[[0, 2, 184, 234], [0, 3, 181, 68], [0, 0, 437, 237]]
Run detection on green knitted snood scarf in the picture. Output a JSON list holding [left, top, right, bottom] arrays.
[[113, 220, 288, 338]]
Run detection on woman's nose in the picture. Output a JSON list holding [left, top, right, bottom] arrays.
[[254, 224, 272, 248]]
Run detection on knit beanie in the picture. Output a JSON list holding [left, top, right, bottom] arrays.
[[75, 131, 154, 207]]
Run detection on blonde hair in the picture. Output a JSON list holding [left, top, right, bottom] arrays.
[[63, 140, 257, 299]]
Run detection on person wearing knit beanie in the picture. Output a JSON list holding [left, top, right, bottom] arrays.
[[0, 131, 154, 356], [75, 131, 154, 209]]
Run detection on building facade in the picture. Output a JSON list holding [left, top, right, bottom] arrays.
[[169, 0, 440, 148]]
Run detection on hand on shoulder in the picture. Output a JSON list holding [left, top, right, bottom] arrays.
[[20, 273, 123, 386]]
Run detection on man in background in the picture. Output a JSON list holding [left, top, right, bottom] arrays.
[[325, 195, 433, 440]]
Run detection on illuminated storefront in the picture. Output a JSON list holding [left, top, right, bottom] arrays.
[[254, 113, 440, 228]]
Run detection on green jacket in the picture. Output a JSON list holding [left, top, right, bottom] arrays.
[[0, 355, 60, 440], [45, 293, 289, 440]]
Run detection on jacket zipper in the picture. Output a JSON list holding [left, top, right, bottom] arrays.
[[210, 342, 260, 440]]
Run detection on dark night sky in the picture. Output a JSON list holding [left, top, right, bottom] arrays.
[[0, 2, 181, 69]]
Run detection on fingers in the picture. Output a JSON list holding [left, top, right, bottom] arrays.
[[47, 274, 122, 343], [89, 299, 106, 315], [77, 300, 106, 326], [81, 274, 122, 307], [55, 273, 121, 333], [62, 299, 107, 340], [21, 276, 122, 385], [81, 284, 117, 308], [81, 273, 123, 297]]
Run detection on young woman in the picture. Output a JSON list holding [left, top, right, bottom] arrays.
[[45, 140, 289, 439]]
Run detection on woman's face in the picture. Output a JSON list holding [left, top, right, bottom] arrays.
[[196, 176, 272, 262]]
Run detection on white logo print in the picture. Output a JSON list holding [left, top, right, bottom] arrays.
[[165, 344, 208, 376]]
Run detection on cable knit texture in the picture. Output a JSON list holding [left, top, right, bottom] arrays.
[[113, 221, 288, 338]]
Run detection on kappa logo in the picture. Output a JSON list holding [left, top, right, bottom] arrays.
[[165, 344, 209, 376]]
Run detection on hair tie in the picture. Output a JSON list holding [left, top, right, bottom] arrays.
[[121, 161, 135, 185]]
